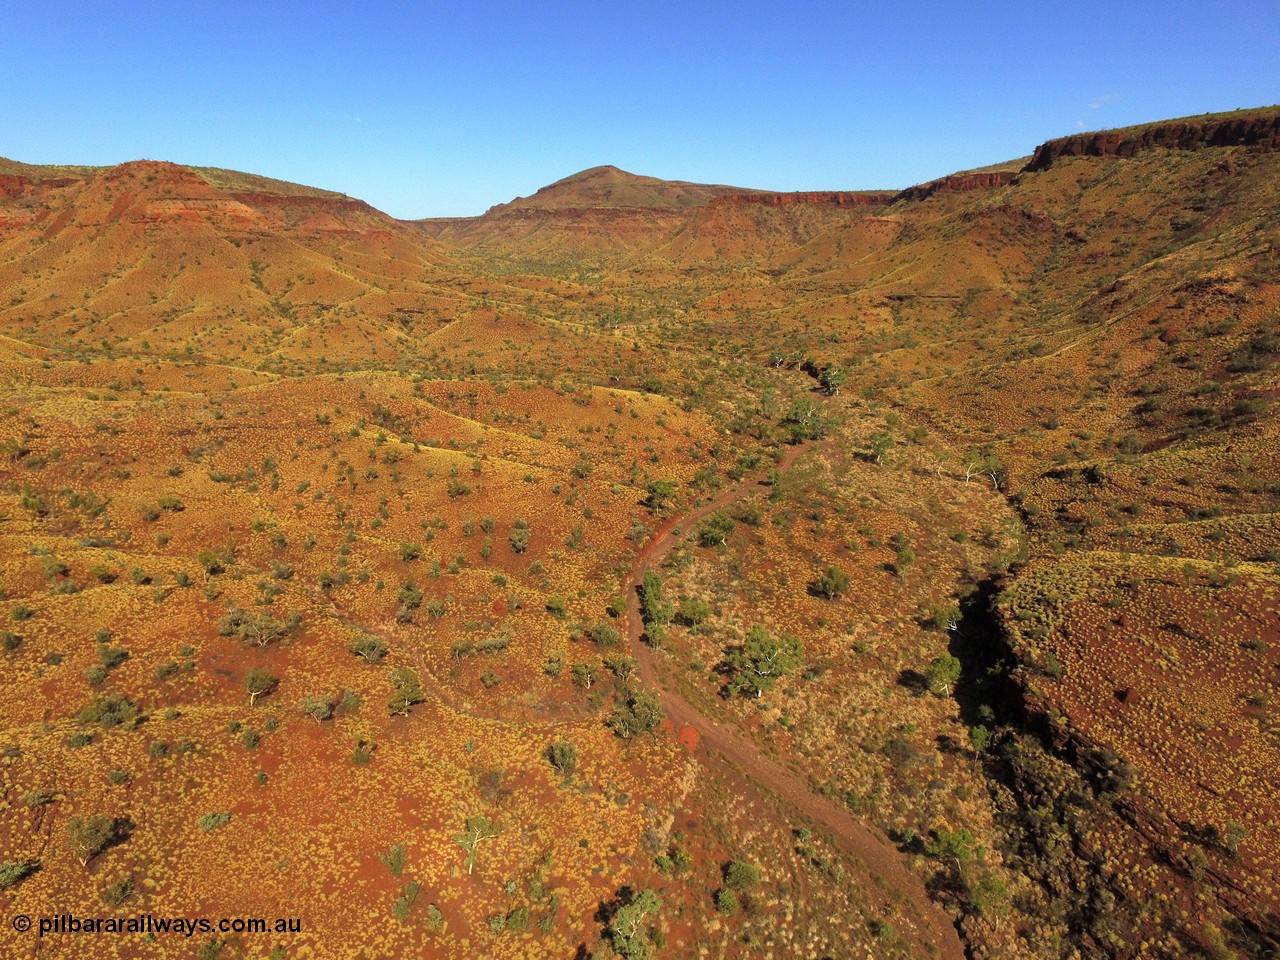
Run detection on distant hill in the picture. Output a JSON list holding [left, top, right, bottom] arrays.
[[0, 157, 455, 365], [0, 156, 349, 199], [413, 165, 760, 256], [494, 164, 755, 212]]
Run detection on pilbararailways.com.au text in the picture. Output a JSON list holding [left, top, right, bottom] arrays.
[[15, 914, 303, 938]]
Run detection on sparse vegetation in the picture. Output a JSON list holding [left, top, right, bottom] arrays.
[[3, 107, 1280, 960]]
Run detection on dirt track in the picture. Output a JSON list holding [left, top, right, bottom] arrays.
[[624, 444, 967, 959]]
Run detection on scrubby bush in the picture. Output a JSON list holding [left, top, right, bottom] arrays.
[[644, 480, 677, 511], [587, 622, 621, 647], [197, 812, 231, 832], [809, 566, 850, 599], [66, 815, 118, 866], [217, 608, 298, 647], [508, 519, 530, 554], [640, 573, 673, 626], [723, 860, 760, 890], [546, 741, 577, 778], [924, 654, 961, 696], [348, 634, 388, 663], [678, 596, 711, 627], [387, 668, 424, 716], [696, 513, 734, 547], [0, 860, 38, 889], [77, 694, 140, 730], [101, 877, 133, 906], [607, 691, 662, 739], [725, 626, 803, 698], [242, 667, 277, 706], [299, 696, 334, 722], [714, 888, 739, 915]]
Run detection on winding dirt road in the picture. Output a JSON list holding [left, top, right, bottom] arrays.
[[624, 445, 967, 959]]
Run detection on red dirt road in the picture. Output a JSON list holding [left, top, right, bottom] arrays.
[[625, 445, 967, 959]]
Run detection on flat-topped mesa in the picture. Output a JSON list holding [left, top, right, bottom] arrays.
[[1025, 110, 1280, 171], [894, 170, 1018, 202], [709, 190, 896, 209]]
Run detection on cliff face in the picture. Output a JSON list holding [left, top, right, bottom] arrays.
[[894, 171, 1018, 202], [708, 190, 896, 209], [0, 174, 79, 200], [1025, 113, 1280, 171]]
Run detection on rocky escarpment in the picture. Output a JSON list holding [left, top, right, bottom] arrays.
[[709, 190, 895, 209], [893, 171, 1018, 202], [1025, 111, 1280, 171], [0, 174, 79, 200]]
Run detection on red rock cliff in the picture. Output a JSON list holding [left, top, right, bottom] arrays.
[[1025, 113, 1280, 171], [0, 174, 78, 200], [708, 191, 896, 209], [893, 171, 1018, 202]]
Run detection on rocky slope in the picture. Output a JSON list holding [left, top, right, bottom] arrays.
[[893, 170, 1019, 202]]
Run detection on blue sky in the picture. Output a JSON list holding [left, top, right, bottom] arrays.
[[2, 1, 1276, 217]]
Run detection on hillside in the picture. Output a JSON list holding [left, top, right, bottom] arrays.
[[2, 107, 1279, 960], [0, 158, 465, 368]]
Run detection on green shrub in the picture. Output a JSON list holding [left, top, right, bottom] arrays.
[[546, 741, 577, 778], [809, 566, 850, 599], [77, 694, 140, 729], [198, 812, 231, 833], [0, 860, 38, 889], [714, 888, 739, 915], [348, 634, 388, 663], [387, 668, 424, 716], [607, 691, 662, 739], [724, 860, 760, 890], [101, 877, 133, 906]]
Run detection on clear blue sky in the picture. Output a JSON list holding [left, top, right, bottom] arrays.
[[2, 1, 1276, 217]]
